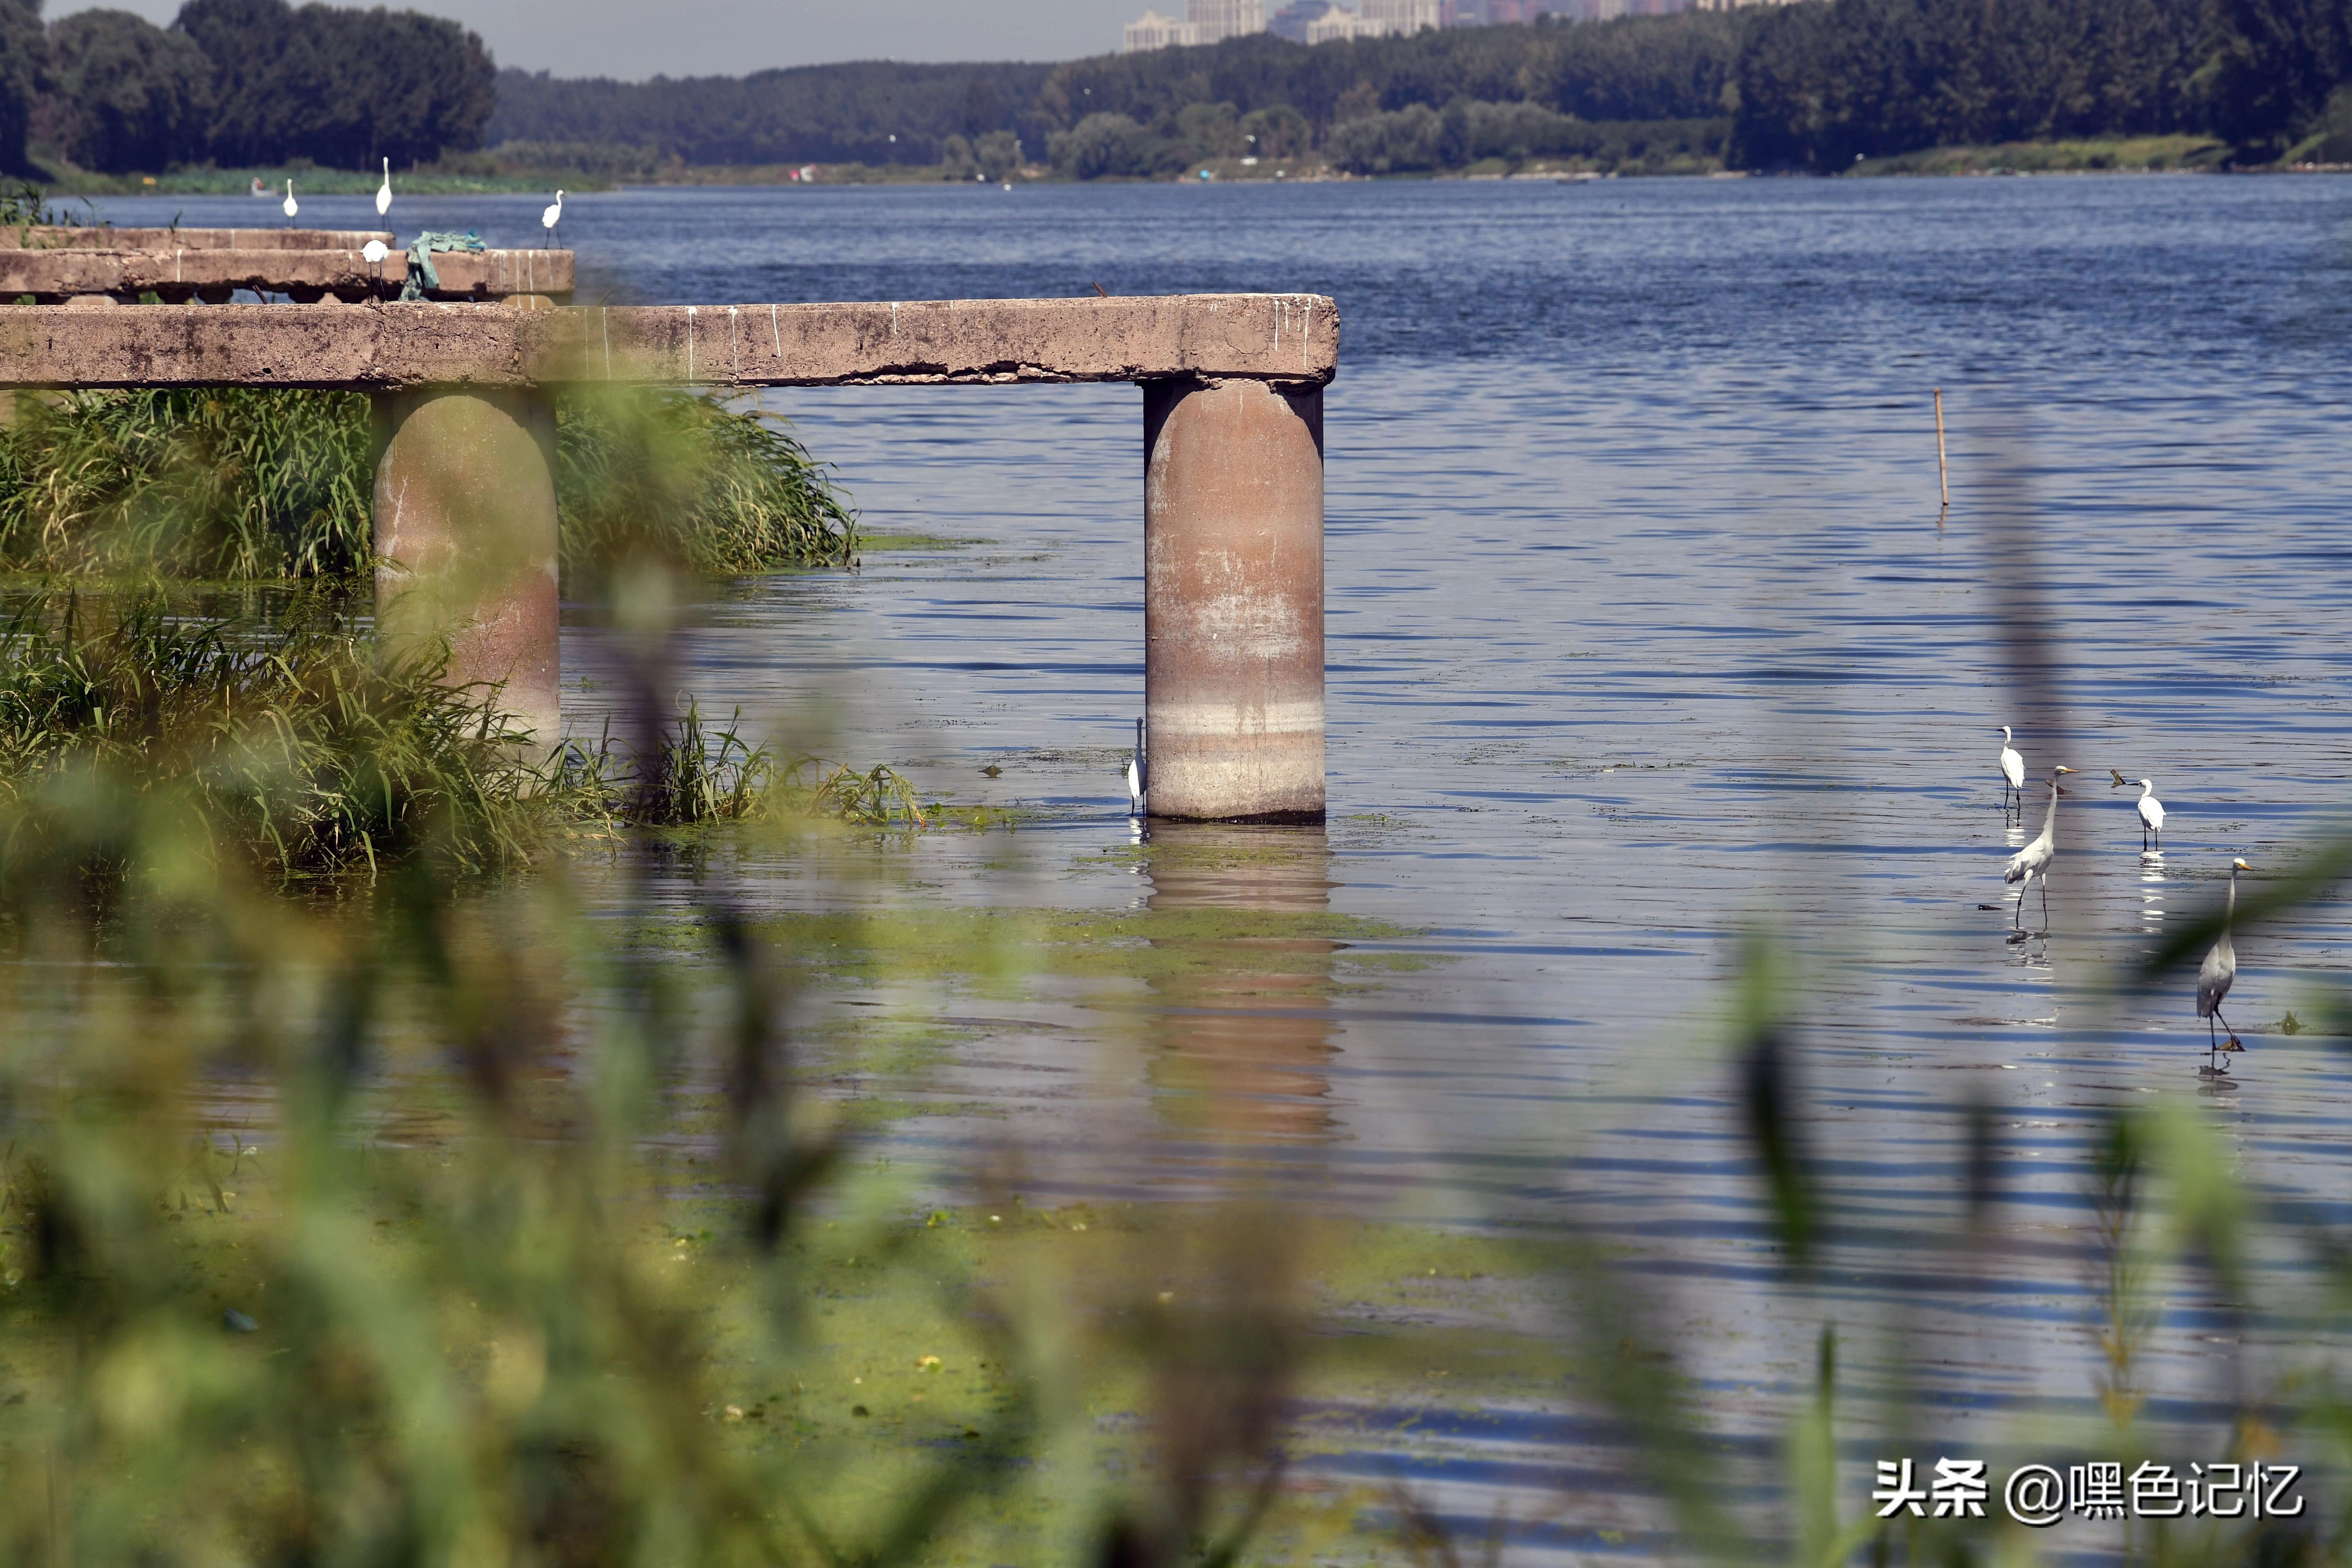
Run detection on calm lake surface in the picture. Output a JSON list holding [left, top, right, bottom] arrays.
[[99, 175, 2352, 1553]]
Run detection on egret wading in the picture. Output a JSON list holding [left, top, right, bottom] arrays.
[[2197, 858, 2251, 1070], [2003, 765, 2075, 929], [375, 158, 392, 218], [1998, 727, 2025, 816], [2134, 779, 2165, 853], [1125, 717, 1147, 815], [541, 190, 564, 248], [280, 180, 298, 228]]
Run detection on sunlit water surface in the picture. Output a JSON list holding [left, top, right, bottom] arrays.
[[102, 176, 2352, 1555]]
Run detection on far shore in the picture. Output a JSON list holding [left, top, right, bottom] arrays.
[[27, 133, 2348, 199]]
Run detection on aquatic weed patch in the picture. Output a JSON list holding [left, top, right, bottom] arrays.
[[757, 904, 1425, 989]]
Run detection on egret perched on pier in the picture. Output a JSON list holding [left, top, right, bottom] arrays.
[[541, 190, 564, 248], [2134, 779, 2165, 852], [376, 158, 392, 218], [1125, 717, 1147, 815], [281, 179, 298, 227], [1997, 726, 2025, 816], [2004, 765, 2075, 929], [2197, 858, 2250, 1070]]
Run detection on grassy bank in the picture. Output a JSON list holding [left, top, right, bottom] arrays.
[[1854, 134, 2232, 175]]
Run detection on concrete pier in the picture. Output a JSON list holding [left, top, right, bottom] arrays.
[[1143, 378, 1326, 821], [0, 294, 1338, 817], [371, 389, 562, 751], [0, 247, 574, 305]]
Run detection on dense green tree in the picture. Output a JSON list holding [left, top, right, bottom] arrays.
[[1328, 101, 1444, 171], [489, 61, 1054, 166], [1729, 0, 2206, 167], [0, 0, 45, 175], [2201, 0, 2352, 151], [1521, 11, 1742, 120], [37, 8, 210, 173], [1047, 112, 1177, 178], [172, 0, 495, 169]]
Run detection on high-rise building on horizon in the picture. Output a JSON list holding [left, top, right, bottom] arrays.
[[1356, 0, 1442, 30], [1303, 2, 1376, 38], [1124, 0, 1264, 49], [1269, 0, 1333, 37], [1187, 0, 1268, 41], [1123, 6, 1201, 49]]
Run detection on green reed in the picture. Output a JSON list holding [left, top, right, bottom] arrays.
[[0, 586, 548, 880], [0, 389, 376, 580], [0, 385, 855, 583], [555, 386, 858, 586], [562, 701, 933, 829]]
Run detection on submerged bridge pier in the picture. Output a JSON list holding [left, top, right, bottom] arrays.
[[0, 293, 1338, 821]]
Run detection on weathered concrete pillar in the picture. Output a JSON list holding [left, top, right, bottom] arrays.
[[372, 388, 561, 751], [1142, 377, 1325, 822]]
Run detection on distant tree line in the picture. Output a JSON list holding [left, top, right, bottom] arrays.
[[489, 62, 1056, 169], [0, 0, 494, 177], [488, 0, 2352, 177], [8, 0, 2350, 179]]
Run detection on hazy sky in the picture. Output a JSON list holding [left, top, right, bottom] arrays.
[[46, 0, 1137, 79]]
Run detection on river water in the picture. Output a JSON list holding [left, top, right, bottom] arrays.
[[101, 175, 2352, 1555]]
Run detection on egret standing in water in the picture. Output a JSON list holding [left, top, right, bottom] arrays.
[[1997, 726, 2025, 817], [2004, 765, 2075, 929], [281, 179, 298, 227], [376, 158, 392, 218], [2197, 858, 2251, 1071], [2134, 779, 2165, 853], [1125, 717, 1147, 815], [541, 190, 564, 248]]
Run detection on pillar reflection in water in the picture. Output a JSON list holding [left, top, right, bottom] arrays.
[[1138, 822, 1340, 1149]]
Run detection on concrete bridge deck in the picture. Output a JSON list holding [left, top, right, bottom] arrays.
[[2, 249, 575, 305], [0, 295, 1336, 389]]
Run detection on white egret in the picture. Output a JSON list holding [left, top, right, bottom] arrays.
[[541, 190, 564, 248], [1997, 726, 2025, 815], [375, 157, 392, 218], [2135, 779, 2165, 853], [281, 179, 298, 227], [360, 237, 389, 298], [2197, 858, 2250, 1070], [2003, 765, 2075, 929], [1125, 717, 1146, 814]]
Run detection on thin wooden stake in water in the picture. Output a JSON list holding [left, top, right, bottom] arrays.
[[1934, 388, 1949, 512]]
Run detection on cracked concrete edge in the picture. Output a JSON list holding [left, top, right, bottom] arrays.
[[0, 294, 1340, 389]]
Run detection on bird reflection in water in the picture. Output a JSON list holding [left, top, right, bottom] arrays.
[[1137, 822, 1341, 1150]]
